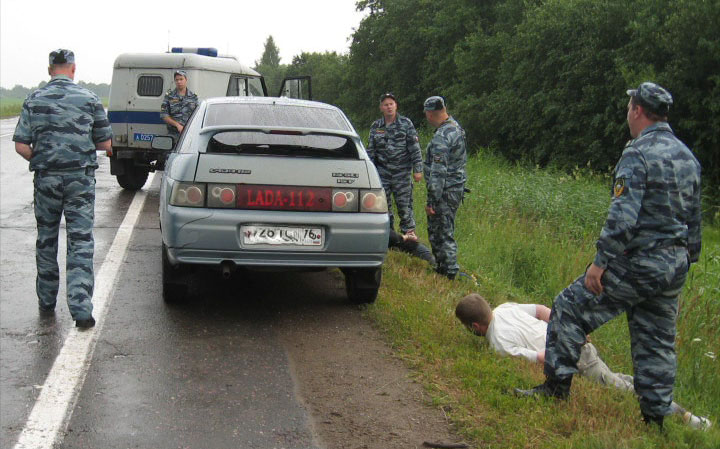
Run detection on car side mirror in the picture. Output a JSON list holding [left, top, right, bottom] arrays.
[[151, 136, 174, 151]]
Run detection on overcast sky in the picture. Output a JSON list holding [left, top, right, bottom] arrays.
[[0, 0, 366, 88]]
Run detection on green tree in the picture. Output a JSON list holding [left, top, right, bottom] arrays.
[[254, 35, 286, 95]]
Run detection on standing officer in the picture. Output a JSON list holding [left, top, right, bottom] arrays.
[[367, 92, 423, 236], [423, 96, 467, 280], [160, 69, 199, 141], [516, 83, 703, 429], [13, 49, 113, 328]]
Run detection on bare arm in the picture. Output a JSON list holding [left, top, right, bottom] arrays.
[[95, 139, 112, 154], [15, 142, 32, 161], [162, 116, 183, 133], [536, 349, 545, 364], [535, 304, 551, 323]]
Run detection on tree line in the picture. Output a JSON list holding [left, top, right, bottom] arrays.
[[258, 0, 719, 203], [1, 81, 110, 100]]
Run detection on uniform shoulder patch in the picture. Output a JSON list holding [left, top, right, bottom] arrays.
[[613, 178, 626, 198]]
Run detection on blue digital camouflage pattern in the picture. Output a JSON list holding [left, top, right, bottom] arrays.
[[423, 117, 467, 276], [627, 82, 673, 115], [13, 75, 112, 171], [160, 87, 199, 135], [34, 171, 96, 320], [367, 115, 422, 232], [49, 49, 75, 65], [13, 73, 110, 321], [545, 121, 701, 418]]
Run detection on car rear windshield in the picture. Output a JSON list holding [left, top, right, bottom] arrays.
[[207, 131, 359, 159], [204, 103, 352, 132]]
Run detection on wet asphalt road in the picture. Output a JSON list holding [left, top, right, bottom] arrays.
[[0, 117, 341, 448]]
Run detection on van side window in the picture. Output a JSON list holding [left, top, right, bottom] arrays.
[[227, 76, 265, 97], [137, 75, 164, 96], [227, 76, 249, 96]]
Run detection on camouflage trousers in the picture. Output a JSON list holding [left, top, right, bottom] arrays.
[[33, 169, 96, 320], [378, 167, 416, 233], [427, 189, 463, 276], [544, 246, 689, 417]]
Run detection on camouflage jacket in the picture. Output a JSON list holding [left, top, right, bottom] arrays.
[[160, 88, 199, 132], [13, 75, 112, 171], [423, 117, 467, 208], [594, 122, 702, 268], [367, 114, 422, 174]]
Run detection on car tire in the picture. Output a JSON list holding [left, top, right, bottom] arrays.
[[162, 243, 189, 304], [343, 267, 381, 304], [117, 161, 149, 191]]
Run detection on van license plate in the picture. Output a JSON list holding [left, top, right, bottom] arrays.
[[242, 225, 323, 246]]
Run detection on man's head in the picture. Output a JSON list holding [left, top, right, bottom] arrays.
[[423, 96, 448, 128], [174, 70, 188, 91], [379, 92, 397, 119], [626, 82, 672, 138], [48, 49, 76, 79], [455, 293, 493, 336]]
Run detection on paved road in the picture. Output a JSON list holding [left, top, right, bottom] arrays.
[[0, 118, 329, 448]]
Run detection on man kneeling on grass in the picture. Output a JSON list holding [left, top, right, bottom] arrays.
[[455, 293, 711, 430]]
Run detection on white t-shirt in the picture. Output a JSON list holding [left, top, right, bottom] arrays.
[[485, 303, 547, 363]]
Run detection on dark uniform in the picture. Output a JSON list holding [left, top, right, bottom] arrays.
[[534, 83, 702, 424], [159, 73, 198, 139], [423, 96, 467, 279], [367, 111, 423, 233], [12, 49, 113, 325]]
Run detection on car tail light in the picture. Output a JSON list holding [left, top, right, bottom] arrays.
[[331, 189, 358, 212], [359, 189, 388, 213], [170, 182, 206, 207], [207, 184, 237, 208]]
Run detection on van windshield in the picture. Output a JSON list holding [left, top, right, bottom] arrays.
[[207, 131, 359, 159], [204, 103, 352, 132]]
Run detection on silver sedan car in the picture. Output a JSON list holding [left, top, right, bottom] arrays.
[[156, 97, 390, 304]]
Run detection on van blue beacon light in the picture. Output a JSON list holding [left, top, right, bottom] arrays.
[[171, 47, 218, 57]]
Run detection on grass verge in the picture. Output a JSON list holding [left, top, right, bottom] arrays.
[[366, 148, 720, 448]]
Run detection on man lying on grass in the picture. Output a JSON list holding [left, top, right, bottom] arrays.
[[455, 293, 711, 430]]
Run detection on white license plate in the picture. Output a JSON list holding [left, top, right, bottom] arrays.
[[241, 225, 323, 246]]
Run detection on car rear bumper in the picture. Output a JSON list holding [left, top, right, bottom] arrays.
[[162, 206, 390, 268]]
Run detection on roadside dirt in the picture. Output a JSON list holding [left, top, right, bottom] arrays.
[[273, 270, 465, 449]]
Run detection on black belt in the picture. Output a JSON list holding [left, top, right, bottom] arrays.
[[36, 167, 95, 176]]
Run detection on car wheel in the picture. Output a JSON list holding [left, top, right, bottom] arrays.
[[162, 243, 189, 304], [343, 267, 381, 304], [117, 161, 149, 191]]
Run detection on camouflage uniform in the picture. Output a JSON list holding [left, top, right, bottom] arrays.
[[423, 109, 467, 278], [544, 83, 702, 419], [13, 50, 113, 322], [160, 86, 198, 138], [367, 115, 422, 232]]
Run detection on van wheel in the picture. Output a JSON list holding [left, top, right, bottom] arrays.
[[162, 243, 189, 304], [343, 267, 381, 304], [117, 162, 149, 190]]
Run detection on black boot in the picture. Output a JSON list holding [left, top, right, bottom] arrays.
[[514, 376, 571, 400], [642, 412, 664, 429]]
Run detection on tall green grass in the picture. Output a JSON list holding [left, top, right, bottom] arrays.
[[367, 146, 720, 448]]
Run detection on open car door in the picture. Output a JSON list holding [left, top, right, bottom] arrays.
[[278, 76, 312, 100]]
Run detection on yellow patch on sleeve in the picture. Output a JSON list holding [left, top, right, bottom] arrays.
[[613, 178, 626, 198]]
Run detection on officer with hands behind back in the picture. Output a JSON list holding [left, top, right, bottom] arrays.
[[367, 92, 423, 238]]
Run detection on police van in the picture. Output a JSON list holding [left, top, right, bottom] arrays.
[[108, 47, 310, 190]]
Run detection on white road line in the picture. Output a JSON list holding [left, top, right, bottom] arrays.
[[13, 173, 156, 449]]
